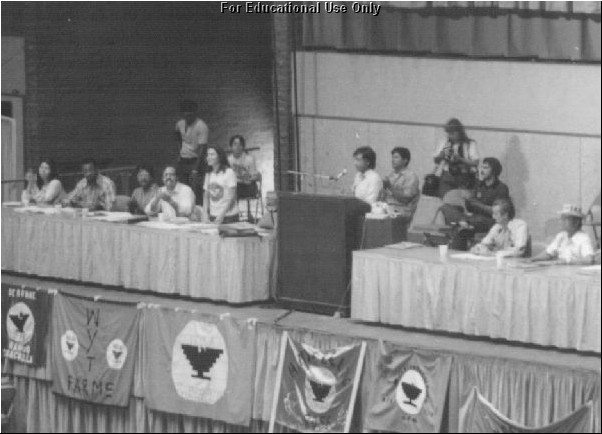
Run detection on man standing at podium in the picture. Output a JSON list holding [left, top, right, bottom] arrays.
[[352, 146, 383, 205]]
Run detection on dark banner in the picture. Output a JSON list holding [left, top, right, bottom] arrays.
[[2, 284, 53, 366], [273, 333, 366, 432], [366, 344, 452, 433]]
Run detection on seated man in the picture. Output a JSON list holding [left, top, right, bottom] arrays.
[[470, 198, 530, 258], [352, 146, 383, 205], [531, 204, 595, 265], [441, 157, 510, 250], [129, 165, 158, 215], [63, 158, 116, 211], [145, 166, 195, 218], [383, 147, 420, 222]]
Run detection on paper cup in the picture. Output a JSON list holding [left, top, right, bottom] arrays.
[[496, 251, 505, 270], [439, 244, 449, 262]]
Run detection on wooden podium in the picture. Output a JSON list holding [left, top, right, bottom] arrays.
[[277, 192, 370, 315]]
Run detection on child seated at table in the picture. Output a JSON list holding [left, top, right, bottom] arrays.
[[470, 198, 530, 258], [531, 204, 595, 265]]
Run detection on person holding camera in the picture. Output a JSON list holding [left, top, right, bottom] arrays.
[[432, 118, 480, 198]]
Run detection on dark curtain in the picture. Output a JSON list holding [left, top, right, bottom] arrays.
[[300, 2, 601, 62]]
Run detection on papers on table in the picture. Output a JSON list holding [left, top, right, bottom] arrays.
[[136, 220, 220, 235], [579, 265, 601, 276], [89, 212, 136, 222], [13, 206, 61, 215], [219, 222, 257, 231], [506, 261, 555, 271], [450, 253, 496, 261], [385, 242, 423, 251]]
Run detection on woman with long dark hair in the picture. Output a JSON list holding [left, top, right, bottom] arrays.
[[202, 145, 240, 224], [21, 159, 65, 205], [433, 118, 480, 197]]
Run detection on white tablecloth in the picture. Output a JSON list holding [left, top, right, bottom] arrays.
[[351, 247, 601, 353], [1, 209, 273, 303]]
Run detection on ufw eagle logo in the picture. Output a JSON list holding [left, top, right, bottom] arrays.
[[181, 345, 223, 380], [7, 302, 35, 344], [172, 321, 229, 404]]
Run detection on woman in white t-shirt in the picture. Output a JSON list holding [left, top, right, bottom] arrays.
[[202, 145, 240, 224], [21, 159, 65, 205]]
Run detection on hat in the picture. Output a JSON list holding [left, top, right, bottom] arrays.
[[558, 204, 585, 218]]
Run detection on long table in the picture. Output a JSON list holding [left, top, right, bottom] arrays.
[[351, 246, 601, 353], [1, 208, 273, 303]]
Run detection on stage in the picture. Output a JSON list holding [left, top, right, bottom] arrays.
[[2, 272, 600, 433]]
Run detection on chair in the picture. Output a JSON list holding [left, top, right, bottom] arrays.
[[1, 379, 16, 432], [237, 178, 264, 223]]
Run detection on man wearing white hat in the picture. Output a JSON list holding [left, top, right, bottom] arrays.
[[531, 204, 595, 265]]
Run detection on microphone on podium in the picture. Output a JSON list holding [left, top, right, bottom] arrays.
[[329, 169, 347, 181]]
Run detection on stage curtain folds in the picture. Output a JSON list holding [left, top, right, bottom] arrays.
[[4, 323, 600, 433], [300, 4, 601, 62]]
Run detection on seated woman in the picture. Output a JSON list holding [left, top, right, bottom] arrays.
[[470, 198, 530, 258], [202, 145, 240, 224], [21, 159, 65, 205], [433, 118, 479, 198], [352, 146, 383, 205], [531, 204, 595, 265], [129, 165, 158, 215]]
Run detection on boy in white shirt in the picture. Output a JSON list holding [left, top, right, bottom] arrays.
[[352, 146, 383, 205]]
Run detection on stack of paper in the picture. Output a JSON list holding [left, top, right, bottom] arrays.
[[385, 242, 423, 250], [450, 253, 496, 261]]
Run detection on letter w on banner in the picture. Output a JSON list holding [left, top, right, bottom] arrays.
[[51, 293, 141, 407], [269, 332, 367, 433], [142, 308, 256, 426], [2, 283, 53, 366], [459, 387, 593, 433], [365, 343, 452, 433]]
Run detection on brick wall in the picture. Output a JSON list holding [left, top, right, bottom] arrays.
[[2, 2, 275, 193]]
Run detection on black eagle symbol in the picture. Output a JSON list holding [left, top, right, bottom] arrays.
[[9, 312, 29, 333], [66, 341, 74, 351], [113, 350, 122, 361], [401, 382, 422, 407], [309, 380, 331, 403], [181, 345, 223, 380]]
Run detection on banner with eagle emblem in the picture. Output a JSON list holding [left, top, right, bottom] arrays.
[[269, 332, 367, 433], [141, 307, 256, 426], [51, 293, 141, 407], [459, 387, 593, 433], [365, 344, 452, 433], [2, 284, 53, 366]]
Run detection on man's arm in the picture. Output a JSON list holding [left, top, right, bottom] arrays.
[[390, 173, 419, 204], [63, 181, 83, 206], [177, 187, 195, 217], [102, 178, 116, 211]]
